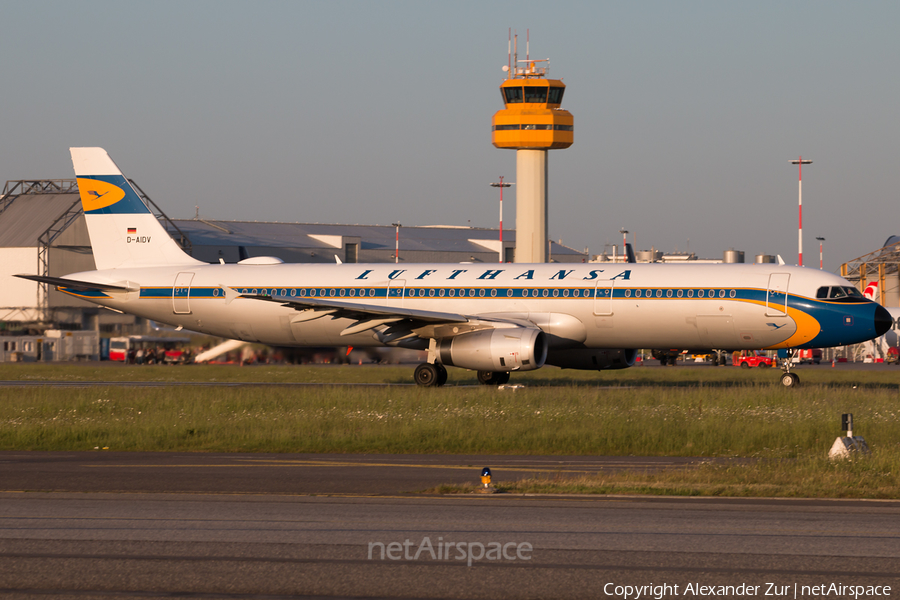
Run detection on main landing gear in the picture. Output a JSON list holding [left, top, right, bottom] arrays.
[[779, 350, 800, 388], [414, 362, 448, 387], [477, 371, 510, 385], [413, 363, 512, 387]]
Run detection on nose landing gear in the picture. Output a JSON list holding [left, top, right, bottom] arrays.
[[779, 350, 800, 387]]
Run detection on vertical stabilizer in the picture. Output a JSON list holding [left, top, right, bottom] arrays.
[[71, 147, 203, 270]]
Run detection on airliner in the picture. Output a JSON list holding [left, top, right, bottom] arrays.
[[16, 148, 893, 387]]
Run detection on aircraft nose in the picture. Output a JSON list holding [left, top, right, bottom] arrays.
[[874, 304, 893, 337]]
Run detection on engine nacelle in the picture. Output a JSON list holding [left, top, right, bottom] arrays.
[[545, 348, 638, 371], [438, 327, 547, 372]]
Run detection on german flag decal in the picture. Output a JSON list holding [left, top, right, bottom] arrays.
[[127, 228, 137, 234]]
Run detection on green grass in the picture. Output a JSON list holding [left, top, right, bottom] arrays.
[[1, 363, 898, 497], [432, 454, 900, 499]]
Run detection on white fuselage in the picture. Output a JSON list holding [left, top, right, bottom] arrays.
[[64, 261, 878, 352]]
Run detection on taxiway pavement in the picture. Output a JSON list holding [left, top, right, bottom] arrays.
[[1, 452, 899, 598]]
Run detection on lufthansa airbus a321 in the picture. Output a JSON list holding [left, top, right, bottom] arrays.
[[16, 148, 893, 387]]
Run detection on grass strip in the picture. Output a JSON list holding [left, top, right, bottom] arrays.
[[431, 453, 900, 499], [1, 364, 897, 498]]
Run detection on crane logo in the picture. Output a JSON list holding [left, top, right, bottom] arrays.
[[77, 177, 126, 212]]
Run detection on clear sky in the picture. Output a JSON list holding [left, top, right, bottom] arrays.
[[2, 1, 898, 272]]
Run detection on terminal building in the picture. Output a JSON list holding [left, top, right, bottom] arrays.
[[0, 179, 587, 333], [590, 247, 778, 265]]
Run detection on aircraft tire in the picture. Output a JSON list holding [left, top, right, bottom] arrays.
[[780, 372, 800, 388], [477, 370, 501, 385], [415, 363, 440, 387], [496, 372, 510, 385], [435, 363, 448, 386]]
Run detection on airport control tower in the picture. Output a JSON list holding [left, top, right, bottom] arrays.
[[492, 37, 573, 263]]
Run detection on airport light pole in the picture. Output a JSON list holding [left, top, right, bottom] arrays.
[[790, 157, 812, 266], [392, 222, 401, 263], [816, 236, 825, 270], [490, 177, 513, 263]]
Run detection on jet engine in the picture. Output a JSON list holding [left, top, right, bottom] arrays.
[[545, 348, 638, 371], [438, 327, 547, 372]]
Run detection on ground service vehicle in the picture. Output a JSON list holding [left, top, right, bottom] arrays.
[[734, 351, 774, 369], [797, 348, 822, 364]]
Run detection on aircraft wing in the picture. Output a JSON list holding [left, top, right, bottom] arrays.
[[240, 291, 473, 338], [240, 291, 537, 341]]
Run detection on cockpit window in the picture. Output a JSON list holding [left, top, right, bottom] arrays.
[[816, 286, 867, 302]]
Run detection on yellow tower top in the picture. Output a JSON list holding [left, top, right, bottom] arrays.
[[492, 59, 573, 150]]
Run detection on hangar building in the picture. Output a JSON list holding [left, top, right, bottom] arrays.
[[841, 236, 900, 308]]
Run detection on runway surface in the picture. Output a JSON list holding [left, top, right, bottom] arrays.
[[2, 492, 899, 599], [1, 452, 899, 599]]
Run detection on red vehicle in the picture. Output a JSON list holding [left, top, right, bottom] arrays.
[[734, 351, 774, 369], [108, 335, 191, 363], [797, 348, 822, 364]]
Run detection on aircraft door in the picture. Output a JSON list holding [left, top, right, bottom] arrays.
[[388, 279, 406, 308], [765, 273, 790, 317], [593, 280, 613, 316], [173, 272, 194, 314]]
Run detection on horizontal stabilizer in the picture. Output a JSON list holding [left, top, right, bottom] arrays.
[[13, 274, 136, 292]]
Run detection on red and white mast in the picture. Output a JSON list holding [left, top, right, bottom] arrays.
[[790, 156, 812, 266], [491, 176, 513, 262]]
